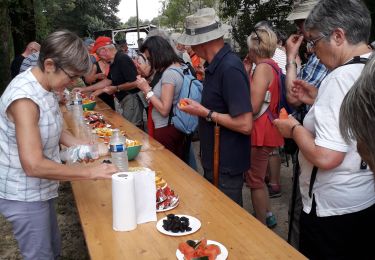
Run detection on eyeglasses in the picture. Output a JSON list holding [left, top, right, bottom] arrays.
[[306, 34, 326, 49], [59, 66, 79, 80]]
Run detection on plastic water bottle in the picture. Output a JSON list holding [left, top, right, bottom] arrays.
[[72, 92, 83, 121], [110, 129, 128, 172], [64, 89, 72, 110]]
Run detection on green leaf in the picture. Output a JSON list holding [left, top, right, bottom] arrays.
[[191, 257, 209, 260]]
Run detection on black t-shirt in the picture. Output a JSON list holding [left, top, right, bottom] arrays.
[[200, 44, 252, 173], [94, 62, 115, 110], [10, 54, 25, 79], [108, 51, 138, 101]]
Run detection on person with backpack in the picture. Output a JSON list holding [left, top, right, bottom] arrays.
[[245, 26, 284, 228], [177, 8, 252, 206], [135, 36, 189, 161], [274, 0, 375, 258]]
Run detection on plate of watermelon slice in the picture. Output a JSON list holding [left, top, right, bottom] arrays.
[[176, 239, 228, 260]]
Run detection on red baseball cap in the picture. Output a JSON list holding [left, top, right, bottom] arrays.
[[92, 36, 112, 53]]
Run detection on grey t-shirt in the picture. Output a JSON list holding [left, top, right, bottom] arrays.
[[152, 66, 183, 128]]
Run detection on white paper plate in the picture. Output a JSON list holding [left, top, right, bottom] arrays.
[[176, 240, 228, 260], [156, 215, 201, 236], [156, 199, 179, 213]]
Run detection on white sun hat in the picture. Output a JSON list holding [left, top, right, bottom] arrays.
[[286, 0, 320, 21], [178, 8, 231, 46]]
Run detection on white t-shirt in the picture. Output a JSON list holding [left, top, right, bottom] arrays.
[[299, 53, 375, 217]]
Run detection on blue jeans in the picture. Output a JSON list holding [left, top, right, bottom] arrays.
[[0, 198, 61, 260]]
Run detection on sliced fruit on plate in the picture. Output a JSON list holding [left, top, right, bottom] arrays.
[[156, 186, 179, 211], [178, 238, 221, 260]]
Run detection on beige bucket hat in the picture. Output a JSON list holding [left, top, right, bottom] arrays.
[[178, 8, 231, 46], [286, 0, 319, 21]]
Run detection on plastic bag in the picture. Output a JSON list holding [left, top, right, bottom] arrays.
[[60, 144, 100, 164]]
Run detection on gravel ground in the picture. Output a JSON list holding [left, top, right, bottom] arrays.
[[0, 143, 294, 259]]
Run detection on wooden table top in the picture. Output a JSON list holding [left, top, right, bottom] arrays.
[[63, 99, 306, 260]]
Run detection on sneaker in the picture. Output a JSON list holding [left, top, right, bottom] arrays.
[[268, 184, 281, 198], [266, 215, 277, 229]]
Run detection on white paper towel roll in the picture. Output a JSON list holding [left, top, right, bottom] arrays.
[[112, 172, 137, 231]]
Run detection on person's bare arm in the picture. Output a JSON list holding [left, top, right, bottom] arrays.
[[136, 77, 174, 117], [60, 130, 90, 147], [74, 78, 112, 93], [273, 117, 345, 169], [285, 34, 304, 107], [7, 98, 118, 180], [84, 63, 98, 85]]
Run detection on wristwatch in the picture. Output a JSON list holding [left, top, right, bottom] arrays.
[[206, 110, 214, 122], [146, 90, 154, 101]]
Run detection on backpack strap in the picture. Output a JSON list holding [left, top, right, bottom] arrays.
[[308, 56, 368, 198], [166, 66, 186, 126], [254, 60, 281, 121]]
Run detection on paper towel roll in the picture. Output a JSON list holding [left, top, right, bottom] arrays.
[[112, 172, 137, 231]]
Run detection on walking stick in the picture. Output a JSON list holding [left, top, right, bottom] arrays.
[[213, 123, 220, 187], [287, 151, 300, 244]]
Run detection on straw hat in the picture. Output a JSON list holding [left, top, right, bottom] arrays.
[[286, 0, 319, 21], [178, 8, 231, 46]]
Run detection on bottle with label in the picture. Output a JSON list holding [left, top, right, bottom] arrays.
[[72, 91, 83, 121], [110, 129, 128, 172]]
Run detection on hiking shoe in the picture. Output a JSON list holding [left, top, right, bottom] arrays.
[[268, 185, 281, 198], [266, 215, 277, 229]]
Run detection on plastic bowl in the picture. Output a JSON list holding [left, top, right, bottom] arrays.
[[82, 101, 96, 111], [127, 144, 142, 160]]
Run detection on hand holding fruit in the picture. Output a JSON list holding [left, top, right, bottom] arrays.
[[273, 115, 301, 138], [178, 98, 207, 117]]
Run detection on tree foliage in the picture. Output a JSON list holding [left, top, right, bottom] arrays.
[[0, 0, 122, 92], [220, 0, 293, 56], [122, 16, 150, 28], [161, 0, 217, 30]]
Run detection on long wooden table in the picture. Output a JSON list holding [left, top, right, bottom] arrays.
[[63, 99, 306, 259]]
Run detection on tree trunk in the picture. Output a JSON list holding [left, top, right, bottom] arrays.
[[0, 3, 12, 93], [8, 0, 36, 55]]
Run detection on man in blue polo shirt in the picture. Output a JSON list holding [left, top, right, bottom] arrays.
[[178, 8, 252, 206]]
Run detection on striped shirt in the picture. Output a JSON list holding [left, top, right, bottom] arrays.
[[19, 52, 39, 73], [272, 47, 287, 74], [0, 69, 62, 201]]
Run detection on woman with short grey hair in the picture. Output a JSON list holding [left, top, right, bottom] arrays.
[[273, 0, 375, 259], [340, 53, 375, 172], [0, 30, 118, 259]]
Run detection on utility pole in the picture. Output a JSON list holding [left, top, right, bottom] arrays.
[[136, 0, 140, 40]]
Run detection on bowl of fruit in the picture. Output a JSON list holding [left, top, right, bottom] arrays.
[[82, 98, 96, 111]]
